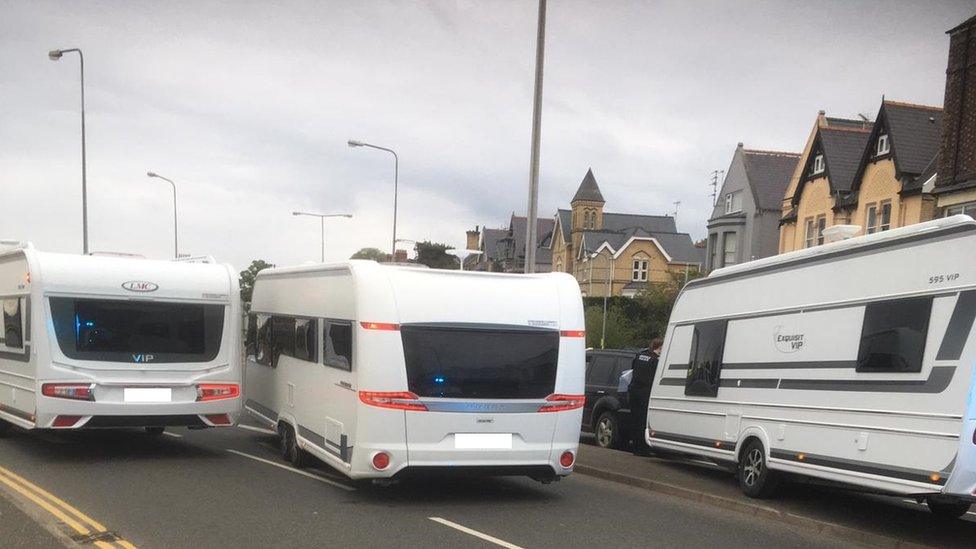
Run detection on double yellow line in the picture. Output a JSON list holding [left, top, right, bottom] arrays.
[[0, 464, 136, 548]]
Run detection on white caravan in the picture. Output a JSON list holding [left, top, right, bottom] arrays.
[[0, 243, 242, 435], [647, 216, 976, 518], [244, 261, 585, 482]]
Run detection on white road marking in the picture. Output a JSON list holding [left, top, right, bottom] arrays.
[[428, 517, 524, 549], [238, 424, 277, 435], [226, 449, 355, 492], [162, 431, 182, 438]]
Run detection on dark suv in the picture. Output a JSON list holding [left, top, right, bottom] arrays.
[[582, 348, 639, 449]]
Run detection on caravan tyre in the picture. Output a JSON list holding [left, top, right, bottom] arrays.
[[281, 424, 308, 468], [737, 440, 779, 498], [926, 499, 971, 519]]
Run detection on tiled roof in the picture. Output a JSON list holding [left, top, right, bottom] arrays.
[[571, 168, 606, 203], [741, 149, 801, 210], [578, 226, 703, 264], [557, 209, 572, 244], [903, 153, 939, 195], [820, 126, 873, 193], [883, 101, 943, 177], [481, 228, 508, 262], [602, 212, 677, 233]]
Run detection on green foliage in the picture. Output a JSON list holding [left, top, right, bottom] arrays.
[[583, 268, 703, 349], [239, 259, 274, 309], [350, 247, 391, 262], [415, 240, 459, 269]]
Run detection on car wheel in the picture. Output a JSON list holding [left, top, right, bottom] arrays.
[[281, 424, 307, 468], [737, 439, 779, 498], [595, 411, 620, 449], [927, 499, 971, 519], [145, 427, 165, 437]]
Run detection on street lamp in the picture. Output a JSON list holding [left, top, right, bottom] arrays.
[[146, 172, 180, 258], [49, 47, 89, 255], [590, 250, 615, 349], [292, 211, 353, 262], [348, 140, 398, 258]]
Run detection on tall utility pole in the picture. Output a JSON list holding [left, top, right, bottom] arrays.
[[524, 0, 547, 274], [146, 172, 179, 258], [709, 169, 725, 207]]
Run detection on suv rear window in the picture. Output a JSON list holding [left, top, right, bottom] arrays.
[[401, 324, 558, 399], [50, 298, 225, 363]]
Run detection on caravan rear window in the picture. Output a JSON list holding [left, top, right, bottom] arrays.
[[50, 298, 224, 363], [401, 324, 558, 399]]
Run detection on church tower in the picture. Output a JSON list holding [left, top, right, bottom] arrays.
[[570, 168, 606, 257]]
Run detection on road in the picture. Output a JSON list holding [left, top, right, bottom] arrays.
[[0, 423, 848, 549]]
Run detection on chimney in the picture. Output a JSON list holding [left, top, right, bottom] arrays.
[[393, 249, 408, 263], [466, 225, 480, 251], [937, 15, 976, 190]]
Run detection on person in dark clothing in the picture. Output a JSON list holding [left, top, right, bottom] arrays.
[[629, 338, 662, 455]]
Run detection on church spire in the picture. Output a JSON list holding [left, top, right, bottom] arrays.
[[571, 168, 605, 204]]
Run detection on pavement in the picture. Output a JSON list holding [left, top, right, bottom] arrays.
[[0, 423, 849, 549], [574, 435, 976, 548]]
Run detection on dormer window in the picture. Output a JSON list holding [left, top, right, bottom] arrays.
[[810, 154, 825, 176], [876, 133, 890, 156], [724, 190, 742, 214]]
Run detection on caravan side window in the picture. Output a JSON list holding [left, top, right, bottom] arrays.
[[685, 320, 727, 397], [323, 320, 353, 371], [857, 297, 932, 373], [255, 314, 274, 367], [272, 316, 297, 365], [294, 319, 318, 362], [2, 298, 23, 349]]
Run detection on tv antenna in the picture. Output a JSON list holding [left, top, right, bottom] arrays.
[[672, 200, 681, 221], [709, 170, 725, 206]]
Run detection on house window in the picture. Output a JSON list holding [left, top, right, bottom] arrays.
[[632, 259, 648, 282], [685, 320, 728, 397], [856, 296, 932, 373], [708, 234, 718, 269], [816, 216, 827, 245], [723, 232, 738, 266], [724, 191, 742, 214], [876, 133, 890, 156], [946, 202, 976, 217], [804, 218, 815, 248], [865, 201, 892, 234], [811, 154, 825, 176]]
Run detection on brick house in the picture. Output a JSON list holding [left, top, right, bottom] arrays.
[[933, 14, 976, 215]]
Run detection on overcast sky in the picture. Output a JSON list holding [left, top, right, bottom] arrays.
[[1, 0, 973, 269]]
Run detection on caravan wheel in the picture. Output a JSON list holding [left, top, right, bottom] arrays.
[[280, 424, 308, 468], [926, 499, 971, 519], [737, 440, 779, 498]]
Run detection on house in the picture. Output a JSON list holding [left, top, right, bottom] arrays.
[[465, 215, 554, 272], [933, 14, 976, 216], [549, 169, 703, 297], [778, 99, 944, 253], [778, 113, 873, 252], [831, 100, 942, 232], [705, 143, 800, 270]]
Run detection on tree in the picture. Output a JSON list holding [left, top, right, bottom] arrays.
[[351, 247, 391, 262], [415, 241, 459, 269], [240, 259, 274, 307]]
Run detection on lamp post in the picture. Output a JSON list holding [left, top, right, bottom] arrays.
[[591, 250, 615, 349], [49, 47, 88, 254], [524, 0, 547, 273], [146, 172, 180, 258], [292, 212, 353, 262], [348, 140, 398, 258]]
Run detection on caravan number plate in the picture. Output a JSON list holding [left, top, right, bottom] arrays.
[[123, 388, 172, 403], [454, 433, 512, 449]]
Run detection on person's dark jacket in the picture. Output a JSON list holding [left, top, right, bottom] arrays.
[[629, 348, 657, 396]]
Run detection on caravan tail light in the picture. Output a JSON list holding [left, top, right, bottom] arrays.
[[560, 451, 575, 468], [360, 322, 399, 331], [560, 330, 586, 338], [196, 383, 240, 402], [358, 391, 428, 411], [538, 394, 586, 413], [41, 383, 94, 401]]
